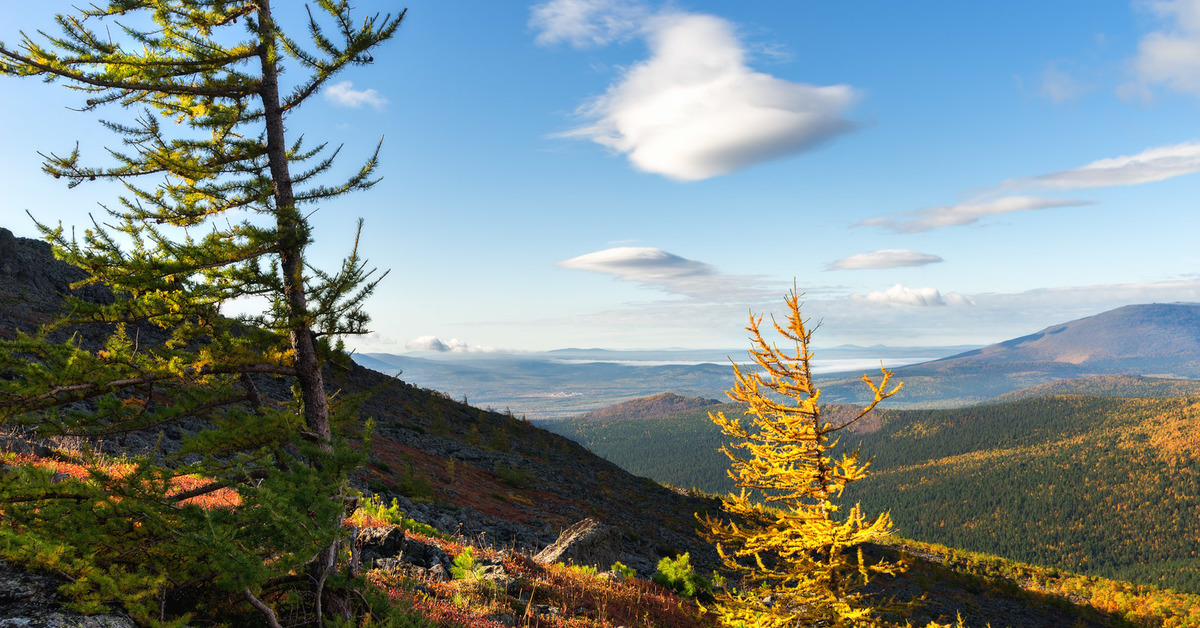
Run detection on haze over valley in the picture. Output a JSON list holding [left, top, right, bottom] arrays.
[[353, 343, 979, 419]]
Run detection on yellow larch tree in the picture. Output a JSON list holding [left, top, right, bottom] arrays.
[[700, 288, 903, 627]]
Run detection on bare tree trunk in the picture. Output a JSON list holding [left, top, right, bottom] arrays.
[[256, 0, 333, 452], [257, 2, 340, 624]]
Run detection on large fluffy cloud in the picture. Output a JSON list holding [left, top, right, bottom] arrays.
[[828, 249, 943, 270], [533, 1, 858, 181], [1125, 0, 1200, 98]]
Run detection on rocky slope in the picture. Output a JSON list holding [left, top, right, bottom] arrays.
[[0, 226, 722, 578]]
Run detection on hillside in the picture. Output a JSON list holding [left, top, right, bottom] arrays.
[[0, 227, 726, 578], [571, 392, 722, 422], [550, 393, 1200, 594]]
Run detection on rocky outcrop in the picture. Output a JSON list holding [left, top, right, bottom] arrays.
[[0, 227, 111, 311], [533, 518, 623, 571]]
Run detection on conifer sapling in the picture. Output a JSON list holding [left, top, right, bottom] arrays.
[[699, 288, 903, 627]]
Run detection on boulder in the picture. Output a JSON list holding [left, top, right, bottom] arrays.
[[533, 518, 623, 571], [357, 526, 451, 574]]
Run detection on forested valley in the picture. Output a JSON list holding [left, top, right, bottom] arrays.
[[548, 391, 1200, 594]]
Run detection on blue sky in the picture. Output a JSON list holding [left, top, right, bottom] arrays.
[[2, 1, 1200, 352]]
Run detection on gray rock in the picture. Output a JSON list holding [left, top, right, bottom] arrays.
[[533, 518, 623, 571], [357, 526, 450, 572]]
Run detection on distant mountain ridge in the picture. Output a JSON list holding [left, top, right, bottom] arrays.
[[935, 303, 1200, 368], [819, 303, 1200, 407]]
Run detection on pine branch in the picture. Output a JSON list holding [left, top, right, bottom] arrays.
[[0, 45, 260, 97]]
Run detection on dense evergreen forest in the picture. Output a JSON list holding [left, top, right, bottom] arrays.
[[547, 392, 1200, 594]]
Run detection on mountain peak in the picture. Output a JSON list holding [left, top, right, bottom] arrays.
[[940, 302, 1200, 365]]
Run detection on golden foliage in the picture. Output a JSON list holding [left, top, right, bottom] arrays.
[[699, 289, 902, 627]]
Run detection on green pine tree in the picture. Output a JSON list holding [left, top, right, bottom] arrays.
[[0, 2, 402, 624]]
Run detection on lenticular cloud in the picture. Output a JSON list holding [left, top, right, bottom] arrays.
[[560, 13, 858, 181]]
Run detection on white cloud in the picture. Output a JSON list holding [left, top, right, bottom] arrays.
[[828, 249, 943, 271], [324, 81, 388, 109], [857, 196, 1094, 233], [557, 246, 776, 302], [406, 336, 495, 353], [529, 0, 648, 47], [1009, 140, 1200, 189], [1125, 0, 1200, 98], [558, 246, 714, 279], [853, 284, 971, 307], [538, 5, 858, 181]]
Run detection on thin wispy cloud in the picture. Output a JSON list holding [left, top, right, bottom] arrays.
[[1003, 141, 1200, 189], [1123, 0, 1200, 98], [557, 246, 776, 302], [325, 81, 389, 109], [860, 140, 1200, 233], [857, 196, 1094, 234], [532, 0, 859, 181], [828, 249, 943, 271], [1039, 62, 1087, 104], [530, 0, 647, 47]]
